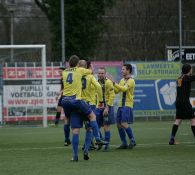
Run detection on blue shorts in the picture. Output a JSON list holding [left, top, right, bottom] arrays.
[[57, 96, 63, 107], [96, 106, 115, 127], [61, 96, 92, 119], [70, 104, 96, 129], [90, 105, 96, 113], [116, 107, 134, 124], [70, 111, 83, 129]]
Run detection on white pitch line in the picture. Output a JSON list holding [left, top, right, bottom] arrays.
[[0, 141, 194, 152], [0, 146, 66, 151]]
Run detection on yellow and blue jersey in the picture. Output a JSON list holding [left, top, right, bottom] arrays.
[[114, 78, 135, 108], [62, 67, 92, 99], [81, 74, 103, 105], [98, 78, 115, 106]]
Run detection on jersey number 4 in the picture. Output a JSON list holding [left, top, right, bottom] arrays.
[[66, 73, 73, 84]]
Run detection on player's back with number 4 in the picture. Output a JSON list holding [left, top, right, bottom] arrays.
[[62, 67, 92, 99]]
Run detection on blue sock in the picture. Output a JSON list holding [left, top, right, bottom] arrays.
[[84, 130, 93, 153], [118, 128, 127, 145], [64, 124, 70, 141], [90, 121, 100, 141], [72, 133, 79, 158], [125, 127, 135, 144], [104, 131, 111, 148]]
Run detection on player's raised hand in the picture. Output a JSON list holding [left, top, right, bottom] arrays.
[[106, 73, 114, 82], [103, 106, 109, 116]]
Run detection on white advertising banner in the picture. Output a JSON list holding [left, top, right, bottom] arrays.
[[3, 84, 60, 107], [3, 65, 62, 121]]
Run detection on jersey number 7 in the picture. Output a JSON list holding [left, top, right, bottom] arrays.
[[82, 77, 87, 89]]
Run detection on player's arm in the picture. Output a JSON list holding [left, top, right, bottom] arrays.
[[102, 80, 115, 116], [60, 77, 64, 91], [91, 76, 103, 102], [77, 67, 92, 76], [114, 79, 135, 92], [114, 86, 120, 94], [56, 78, 64, 100], [107, 75, 119, 94], [56, 90, 63, 100], [106, 80, 115, 106]]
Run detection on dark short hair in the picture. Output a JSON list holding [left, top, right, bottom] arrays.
[[87, 61, 91, 69], [69, 55, 80, 67], [182, 64, 191, 74], [123, 64, 132, 74]]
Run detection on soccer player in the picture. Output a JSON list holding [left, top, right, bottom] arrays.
[[96, 67, 115, 151], [169, 63, 195, 145], [52, 66, 65, 126], [79, 60, 103, 157], [111, 64, 136, 149], [61, 55, 107, 161], [51, 66, 71, 146]]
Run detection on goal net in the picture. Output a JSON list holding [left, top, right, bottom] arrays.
[[0, 45, 56, 128]]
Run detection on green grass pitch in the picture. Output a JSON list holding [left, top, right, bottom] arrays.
[[0, 121, 195, 175]]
